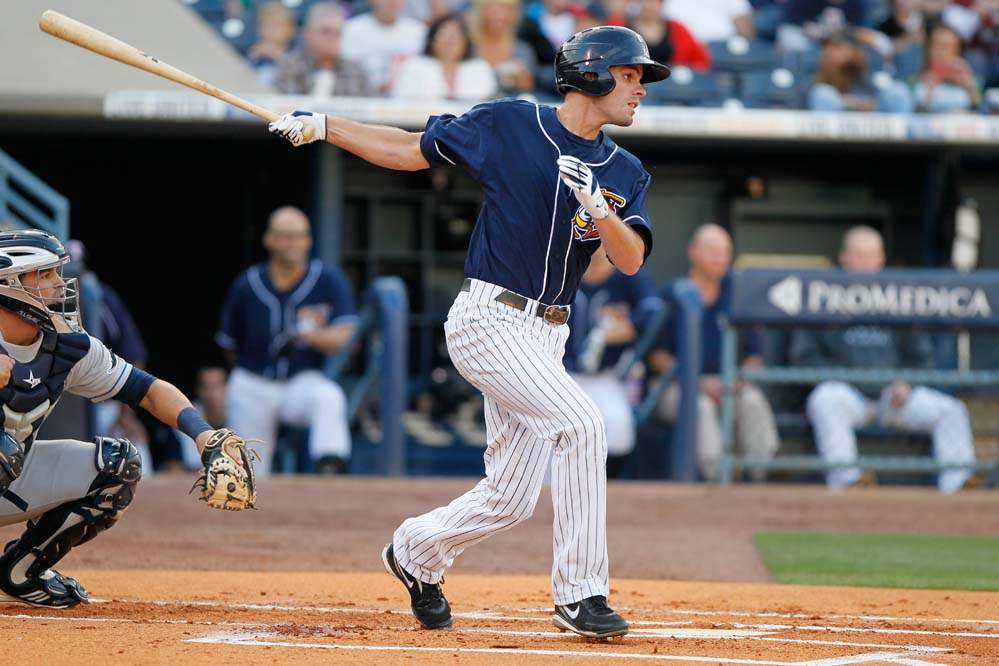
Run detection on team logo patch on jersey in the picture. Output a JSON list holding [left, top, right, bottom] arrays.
[[572, 190, 627, 242]]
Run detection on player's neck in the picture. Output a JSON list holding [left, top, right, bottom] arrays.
[[267, 260, 308, 291], [689, 271, 722, 304], [556, 102, 603, 141]]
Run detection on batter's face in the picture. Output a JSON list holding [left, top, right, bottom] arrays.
[[594, 65, 646, 127]]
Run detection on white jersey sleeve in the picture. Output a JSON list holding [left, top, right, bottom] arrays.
[[65, 335, 135, 402]]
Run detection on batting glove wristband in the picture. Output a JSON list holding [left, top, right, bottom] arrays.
[[268, 110, 326, 147], [557, 155, 610, 221]]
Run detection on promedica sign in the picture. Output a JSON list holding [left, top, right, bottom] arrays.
[[730, 269, 999, 328]]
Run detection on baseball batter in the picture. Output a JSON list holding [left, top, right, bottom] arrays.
[[0, 230, 256, 609], [270, 26, 669, 638]]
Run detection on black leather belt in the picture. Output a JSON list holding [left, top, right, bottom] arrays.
[[461, 278, 569, 326]]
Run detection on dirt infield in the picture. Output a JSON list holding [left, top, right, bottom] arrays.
[[1, 476, 998, 664]]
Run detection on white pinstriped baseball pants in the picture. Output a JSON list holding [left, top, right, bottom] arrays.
[[392, 279, 609, 605]]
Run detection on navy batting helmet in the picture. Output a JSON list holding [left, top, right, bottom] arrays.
[[555, 26, 671, 97]]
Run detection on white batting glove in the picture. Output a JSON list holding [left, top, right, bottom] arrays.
[[557, 155, 609, 221], [268, 110, 326, 147]]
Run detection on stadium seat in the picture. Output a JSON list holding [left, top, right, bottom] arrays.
[[707, 38, 777, 74], [783, 44, 821, 80], [180, 0, 228, 23], [740, 69, 806, 109], [645, 67, 731, 107], [210, 13, 259, 55]]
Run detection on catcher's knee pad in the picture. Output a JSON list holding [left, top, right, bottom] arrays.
[[0, 431, 25, 494], [1, 438, 141, 579], [89, 437, 143, 519]]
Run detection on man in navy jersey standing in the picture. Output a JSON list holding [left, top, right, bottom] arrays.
[[269, 26, 668, 638]]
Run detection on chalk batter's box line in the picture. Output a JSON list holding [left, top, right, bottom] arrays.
[[187, 631, 952, 666]]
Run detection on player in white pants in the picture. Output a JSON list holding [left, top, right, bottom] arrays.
[[791, 226, 977, 493], [269, 26, 669, 638], [217, 207, 358, 475], [226, 368, 350, 474], [397, 279, 609, 607], [806, 381, 974, 493]]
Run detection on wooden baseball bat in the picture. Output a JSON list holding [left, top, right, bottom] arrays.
[[38, 10, 314, 140]]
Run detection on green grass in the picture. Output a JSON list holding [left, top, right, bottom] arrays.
[[755, 531, 999, 591]]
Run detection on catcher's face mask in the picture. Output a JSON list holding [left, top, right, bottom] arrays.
[[0, 263, 82, 334], [0, 230, 83, 334]]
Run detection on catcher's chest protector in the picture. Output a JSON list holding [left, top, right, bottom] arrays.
[[0, 331, 89, 448]]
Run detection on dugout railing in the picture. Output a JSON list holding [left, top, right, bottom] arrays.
[[0, 147, 68, 239], [623, 280, 702, 481], [275, 276, 408, 475], [718, 269, 999, 485]]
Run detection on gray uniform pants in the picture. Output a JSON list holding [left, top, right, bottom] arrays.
[[806, 381, 975, 493], [0, 439, 99, 527], [659, 382, 780, 481]]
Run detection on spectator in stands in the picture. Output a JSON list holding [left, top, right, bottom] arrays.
[[778, 0, 864, 52], [565, 247, 662, 475], [518, 0, 577, 94], [913, 21, 982, 112], [274, 2, 371, 97], [632, 0, 712, 71], [789, 226, 976, 493], [342, 0, 428, 95], [407, 0, 472, 23], [876, 0, 926, 55], [249, 1, 298, 87], [217, 206, 358, 475], [662, 0, 755, 44], [594, 0, 630, 25], [650, 224, 779, 481], [808, 30, 914, 112], [469, 0, 538, 94], [173, 367, 229, 471], [392, 13, 499, 99]]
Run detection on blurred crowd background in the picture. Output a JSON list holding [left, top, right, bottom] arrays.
[[183, 0, 999, 112]]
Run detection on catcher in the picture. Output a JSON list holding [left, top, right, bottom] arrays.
[[0, 230, 255, 609]]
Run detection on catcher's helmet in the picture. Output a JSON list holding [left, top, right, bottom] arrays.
[[555, 26, 671, 97], [0, 230, 81, 333]]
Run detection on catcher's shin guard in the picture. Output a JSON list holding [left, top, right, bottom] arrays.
[[0, 438, 141, 608]]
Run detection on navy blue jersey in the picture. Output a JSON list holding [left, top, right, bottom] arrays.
[[421, 99, 654, 306], [655, 275, 761, 375], [216, 260, 358, 380], [564, 270, 662, 372]]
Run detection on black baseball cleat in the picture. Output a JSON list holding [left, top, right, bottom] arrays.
[[553, 595, 629, 638], [381, 543, 452, 629], [0, 538, 89, 609], [0, 568, 89, 609]]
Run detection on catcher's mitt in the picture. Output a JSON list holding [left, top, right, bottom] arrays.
[[191, 428, 257, 511]]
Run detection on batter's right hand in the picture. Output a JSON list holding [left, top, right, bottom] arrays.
[[268, 111, 326, 147], [0, 355, 14, 387]]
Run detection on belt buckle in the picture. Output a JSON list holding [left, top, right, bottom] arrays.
[[543, 305, 568, 326]]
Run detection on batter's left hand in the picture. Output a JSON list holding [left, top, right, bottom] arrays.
[[268, 110, 326, 147], [557, 155, 609, 221]]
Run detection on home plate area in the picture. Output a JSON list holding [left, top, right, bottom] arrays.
[[3, 572, 996, 665]]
